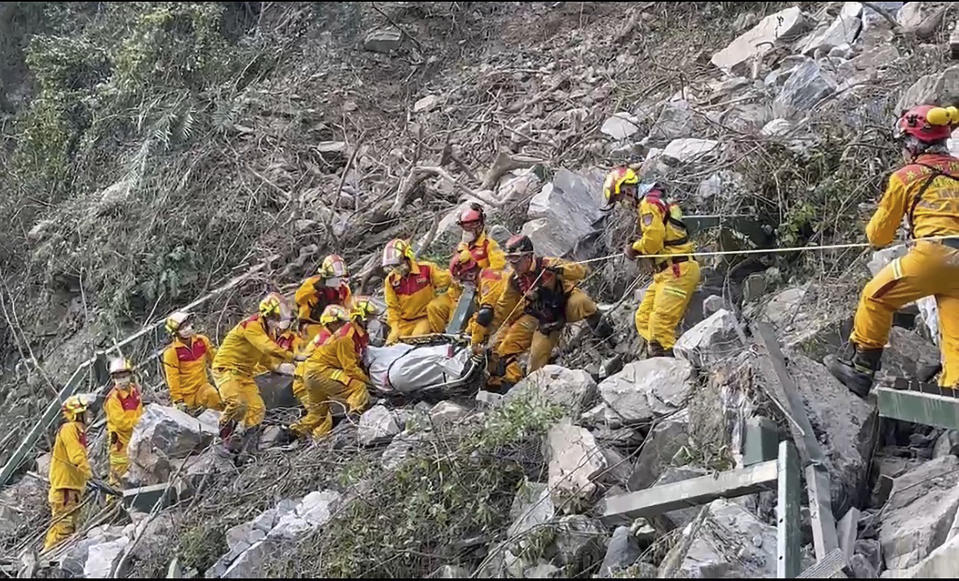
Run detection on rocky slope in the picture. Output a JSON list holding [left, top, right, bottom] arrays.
[[2, 1, 959, 578]]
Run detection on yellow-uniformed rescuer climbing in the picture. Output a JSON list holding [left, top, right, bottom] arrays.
[[287, 304, 351, 440], [381, 238, 453, 343], [297, 297, 380, 438], [103, 357, 144, 487], [447, 247, 508, 346], [483, 235, 612, 390], [826, 104, 959, 397], [604, 167, 701, 357], [212, 292, 297, 453], [162, 311, 222, 413], [44, 395, 93, 550], [294, 254, 353, 342], [428, 204, 507, 331]]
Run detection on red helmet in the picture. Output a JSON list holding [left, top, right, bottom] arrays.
[[456, 203, 485, 228], [449, 249, 479, 279], [895, 105, 958, 143]]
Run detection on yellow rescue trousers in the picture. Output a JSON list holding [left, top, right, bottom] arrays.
[[213, 369, 265, 428], [182, 383, 223, 411], [851, 241, 959, 388], [427, 292, 456, 333], [494, 288, 597, 384], [635, 260, 701, 350], [390, 316, 434, 341], [291, 370, 369, 438], [107, 437, 129, 487], [44, 489, 82, 550]]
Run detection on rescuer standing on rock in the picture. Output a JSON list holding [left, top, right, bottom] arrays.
[[104, 357, 144, 486], [483, 234, 612, 390], [604, 167, 701, 358], [162, 311, 223, 413], [294, 254, 353, 343], [381, 238, 452, 343], [826, 105, 959, 397], [44, 395, 93, 550], [212, 292, 297, 454]]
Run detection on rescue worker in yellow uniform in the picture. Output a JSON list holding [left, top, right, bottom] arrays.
[[604, 167, 701, 357], [381, 238, 453, 343], [288, 304, 351, 440], [44, 395, 93, 550], [162, 311, 222, 413], [483, 235, 612, 389], [428, 204, 507, 331], [299, 297, 380, 437], [294, 254, 353, 343], [447, 248, 508, 346], [103, 358, 144, 486], [212, 292, 297, 453], [826, 105, 959, 397]]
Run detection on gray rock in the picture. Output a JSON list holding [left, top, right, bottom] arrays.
[[506, 365, 598, 415], [881, 532, 959, 578], [743, 272, 767, 303], [523, 168, 605, 259], [849, 553, 878, 578], [598, 358, 694, 426], [855, 538, 883, 572], [732, 12, 759, 33], [222, 539, 275, 578], [601, 112, 642, 140], [380, 430, 423, 470], [694, 170, 746, 206], [598, 446, 633, 488], [649, 100, 695, 141], [508, 481, 555, 541], [547, 420, 608, 513], [879, 327, 941, 385], [429, 565, 472, 578], [363, 28, 402, 53], [627, 410, 690, 491], [934, 430, 959, 458], [674, 309, 745, 369], [798, 2, 863, 55], [475, 390, 504, 409], [878, 456, 959, 570], [126, 404, 217, 486], [711, 7, 811, 74], [551, 515, 606, 571], [719, 102, 772, 133], [413, 95, 441, 113], [651, 466, 710, 530], [760, 118, 792, 137], [753, 284, 851, 359], [702, 295, 725, 317], [429, 401, 468, 430], [600, 526, 641, 577], [773, 59, 837, 119], [896, 64, 959, 112], [488, 224, 514, 246], [315, 141, 346, 154], [664, 498, 778, 578], [662, 138, 720, 164], [838, 44, 899, 79], [625, 561, 659, 577], [357, 405, 404, 446], [83, 537, 130, 578], [524, 563, 562, 577]]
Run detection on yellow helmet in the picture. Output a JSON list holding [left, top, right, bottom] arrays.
[[165, 311, 192, 335], [258, 292, 287, 319], [350, 295, 381, 321], [62, 395, 90, 419], [319, 304, 350, 326], [603, 167, 639, 203], [319, 254, 348, 278], [382, 239, 414, 268], [108, 357, 134, 376]]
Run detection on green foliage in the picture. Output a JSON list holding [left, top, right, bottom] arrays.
[[178, 523, 226, 573]]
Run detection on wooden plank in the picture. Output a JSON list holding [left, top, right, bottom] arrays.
[[806, 464, 840, 559], [876, 387, 959, 431], [798, 548, 849, 578], [777, 441, 802, 579], [837, 507, 860, 561], [601, 460, 778, 525]]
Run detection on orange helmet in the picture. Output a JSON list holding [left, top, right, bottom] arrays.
[[382, 239, 414, 268], [449, 248, 480, 279], [895, 105, 959, 143], [456, 203, 485, 229], [318, 254, 348, 278], [603, 167, 639, 203]]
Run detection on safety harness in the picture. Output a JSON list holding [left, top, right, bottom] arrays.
[[640, 183, 690, 247], [908, 163, 959, 243]]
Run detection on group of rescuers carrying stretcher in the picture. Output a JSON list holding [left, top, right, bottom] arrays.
[[44, 104, 959, 550]]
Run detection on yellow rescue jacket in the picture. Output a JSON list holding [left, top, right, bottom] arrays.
[[456, 232, 507, 271], [447, 269, 508, 344], [492, 257, 587, 329], [868, 153, 959, 246], [294, 277, 352, 324], [631, 187, 695, 263], [48, 421, 91, 500], [384, 260, 452, 327], [302, 322, 370, 386], [213, 314, 296, 376], [255, 328, 304, 375], [162, 334, 216, 403], [105, 385, 143, 452]]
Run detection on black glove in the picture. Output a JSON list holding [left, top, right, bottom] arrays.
[[475, 306, 494, 327]]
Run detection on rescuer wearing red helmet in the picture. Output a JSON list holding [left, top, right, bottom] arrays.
[[603, 166, 701, 357], [825, 105, 959, 397]]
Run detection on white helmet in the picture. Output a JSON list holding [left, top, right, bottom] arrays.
[[108, 357, 134, 376], [165, 311, 192, 335]]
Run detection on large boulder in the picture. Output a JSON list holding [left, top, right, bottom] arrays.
[[550, 515, 607, 572], [547, 420, 608, 513], [597, 358, 694, 427], [662, 138, 720, 164], [650, 466, 710, 530], [627, 410, 690, 491], [879, 327, 941, 385], [126, 404, 218, 486], [599, 526, 642, 578], [649, 100, 696, 141], [508, 481, 555, 541], [797, 2, 863, 55], [896, 64, 959, 112], [600, 112, 642, 140], [522, 168, 605, 259], [877, 456, 959, 570], [357, 405, 404, 446], [711, 7, 810, 74], [661, 499, 777, 578], [882, 532, 959, 578], [772, 58, 837, 119], [83, 537, 130, 578], [363, 28, 402, 53], [674, 309, 745, 369], [752, 284, 853, 360], [506, 365, 598, 416]]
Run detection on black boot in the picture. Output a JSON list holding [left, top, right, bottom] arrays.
[[648, 341, 674, 358], [824, 344, 883, 399], [586, 312, 614, 339]]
